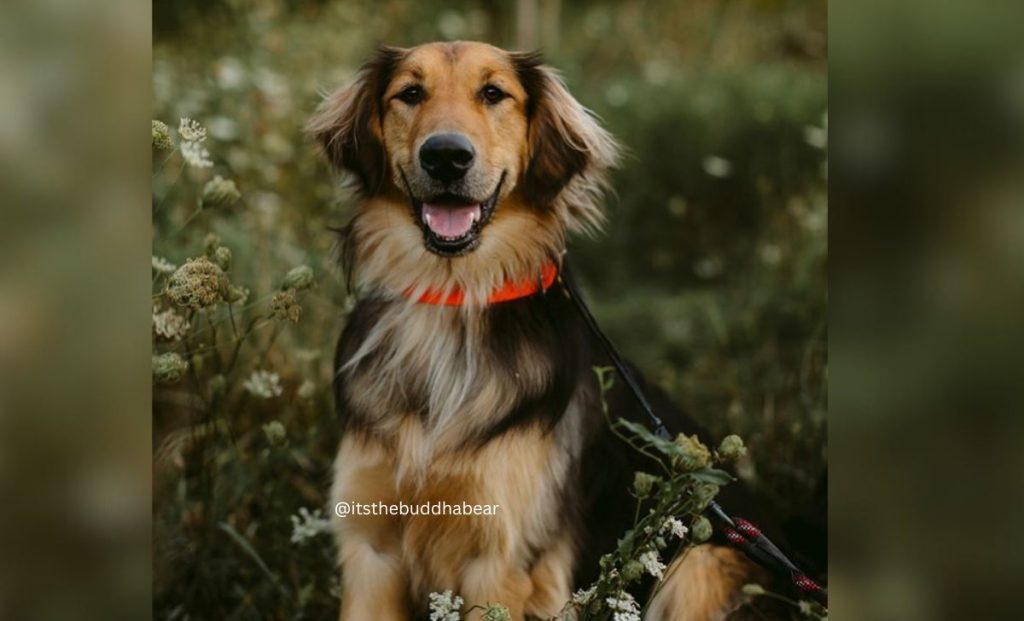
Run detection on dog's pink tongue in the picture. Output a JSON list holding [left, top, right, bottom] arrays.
[[422, 203, 480, 238]]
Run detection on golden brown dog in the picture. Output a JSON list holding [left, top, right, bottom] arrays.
[[309, 41, 756, 621]]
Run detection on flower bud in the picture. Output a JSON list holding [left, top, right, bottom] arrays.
[[691, 515, 713, 543], [695, 482, 719, 507], [633, 472, 657, 498], [152, 120, 173, 150], [282, 265, 315, 291], [621, 560, 644, 582], [213, 246, 232, 271], [227, 285, 250, 304], [717, 435, 747, 461], [742, 583, 765, 596], [201, 175, 241, 208], [203, 233, 221, 256], [153, 352, 188, 384], [673, 433, 711, 471]]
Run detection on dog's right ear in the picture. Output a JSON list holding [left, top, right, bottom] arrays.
[[307, 47, 405, 194]]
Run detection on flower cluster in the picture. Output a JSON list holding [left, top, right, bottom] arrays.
[[561, 367, 747, 621], [152, 256, 177, 274], [660, 517, 688, 540], [153, 307, 190, 340], [181, 140, 213, 168], [605, 592, 641, 621], [243, 369, 283, 399], [427, 590, 463, 621], [638, 550, 665, 579], [152, 120, 173, 150], [271, 289, 302, 323], [289, 507, 331, 545], [178, 118, 212, 168], [571, 586, 597, 606], [166, 257, 225, 310], [178, 117, 207, 142]]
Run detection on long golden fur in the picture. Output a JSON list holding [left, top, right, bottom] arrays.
[[309, 41, 756, 621]]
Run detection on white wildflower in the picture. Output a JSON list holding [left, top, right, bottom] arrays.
[[181, 140, 213, 168], [243, 369, 283, 399], [153, 308, 190, 340], [178, 117, 207, 143], [289, 507, 330, 545], [605, 591, 641, 621], [428, 590, 464, 621], [661, 517, 688, 540], [702, 155, 733, 178], [638, 549, 665, 579], [152, 256, 177, 274], [571, 585, 596, 606]]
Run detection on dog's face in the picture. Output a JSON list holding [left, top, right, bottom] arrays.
[[379, 44, 527, 256], [309, 42, 616, 292]]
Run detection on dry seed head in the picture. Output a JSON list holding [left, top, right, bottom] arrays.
[[166, 257, 226, 310], [271, 289, 302, 323]]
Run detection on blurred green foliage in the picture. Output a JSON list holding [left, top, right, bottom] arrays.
[[153, 0, 826, 617]]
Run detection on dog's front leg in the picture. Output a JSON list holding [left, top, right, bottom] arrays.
[[332, 435, 409, 620], [337, 537, 409, 621]]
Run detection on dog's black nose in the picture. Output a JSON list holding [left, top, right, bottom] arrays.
[[419, 133, 475, 183]]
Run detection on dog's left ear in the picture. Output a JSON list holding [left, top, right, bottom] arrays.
[[512, 52, 619, 209], [307, 47, 405, 194]]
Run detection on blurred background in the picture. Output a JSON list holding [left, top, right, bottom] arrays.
[[151, 0, 827, 618], [5, 0, 1024, 619]]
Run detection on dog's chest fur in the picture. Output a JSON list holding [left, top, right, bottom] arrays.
[[331, 291, 591, 608]]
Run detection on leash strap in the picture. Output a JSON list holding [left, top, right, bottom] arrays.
[[559, 263, 828, 606]]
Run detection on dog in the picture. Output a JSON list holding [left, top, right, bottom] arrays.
[[308, 41, 779, 621]]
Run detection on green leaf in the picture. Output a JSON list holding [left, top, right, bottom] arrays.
[[615, 418, 683, 457], [690, 468, 735, 486]]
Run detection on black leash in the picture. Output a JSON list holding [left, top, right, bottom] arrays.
[[559, 264, 828, 607]]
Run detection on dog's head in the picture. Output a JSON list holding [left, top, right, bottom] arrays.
[[309, 42, 617, 298]]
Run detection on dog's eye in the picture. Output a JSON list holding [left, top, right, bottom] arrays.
[[480, 85, 508, 105], [396, 85, 425, 105]]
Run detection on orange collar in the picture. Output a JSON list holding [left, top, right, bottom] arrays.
[[406, 262, 559, 306]]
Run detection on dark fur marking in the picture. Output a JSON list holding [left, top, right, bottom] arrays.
[[510, 52, 591, 208], [311, 47, 405, 195]]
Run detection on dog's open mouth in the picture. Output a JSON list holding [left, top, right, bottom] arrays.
[[409, 173, 505, 257]]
